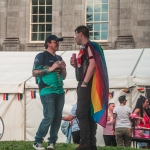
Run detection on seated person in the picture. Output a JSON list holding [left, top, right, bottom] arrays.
[[132, 96, 149, 128], [130, 114, 150, 138], [62, 103, 80, 144], [130, 113, 150, 149]]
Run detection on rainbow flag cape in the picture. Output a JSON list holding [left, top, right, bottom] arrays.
[[87, 41, 109, 128]]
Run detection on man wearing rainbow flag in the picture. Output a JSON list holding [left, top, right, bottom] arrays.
[[70, 25, 109, 150]]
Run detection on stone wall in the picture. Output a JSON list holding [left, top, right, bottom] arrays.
[[136, 0, 150, 48], [0, 0, 150, 51]]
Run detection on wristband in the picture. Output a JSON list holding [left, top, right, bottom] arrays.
[[83, 81, 88, 86]]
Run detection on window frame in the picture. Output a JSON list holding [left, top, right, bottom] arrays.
[[85, 0, 109, 42], [30, 0, 52, 43]]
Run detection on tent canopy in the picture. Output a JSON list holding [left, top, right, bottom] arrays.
[[0, 51, 64, 93], [132, 48, 150, 86], [0, 48, 150, 93], [0, 52, 39, 93], [0, 48, 150, 143], [26, 48, 146, 89]]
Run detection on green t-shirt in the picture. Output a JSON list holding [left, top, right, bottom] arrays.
[[37, 71, 64, 96], [33, 51, 65, 96]]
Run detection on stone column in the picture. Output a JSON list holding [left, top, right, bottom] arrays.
[[115, 0, 135, 49], [108, 0, 120, 49], [60, 0, 85, 50], [53, 0, 63, 37], [3, 0, 21, 51], [130, 0, 138, 48]]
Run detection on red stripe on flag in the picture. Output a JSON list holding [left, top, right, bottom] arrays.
[[31, 91, 34, 99], [3, 94, 6, 100], [18, 93, 20, 100]]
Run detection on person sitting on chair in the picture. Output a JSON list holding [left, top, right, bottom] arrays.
[[62, 103, 80, 144], [130, 113, 150, 139]]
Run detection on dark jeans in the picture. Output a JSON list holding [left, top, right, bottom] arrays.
[[76, 81, 97, 147], [103, 135, 117, 146], [34, 93, 65, 144], [72, 130, 80, 144]]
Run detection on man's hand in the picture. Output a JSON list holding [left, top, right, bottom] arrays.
[[81, 81, 88, 87], [48, 61, 61, 72], [81, 84, 87, 87], [61, 60, 66, 69], [70, 57, 77, 68]]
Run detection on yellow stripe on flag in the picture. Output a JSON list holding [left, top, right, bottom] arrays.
[[91, 71, 102, 113]]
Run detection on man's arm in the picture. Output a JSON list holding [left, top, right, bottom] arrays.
[[32, 69, 49, 77], [113, 113, 117, 130], [62, 115, 75, 121], [33, 61, 62, 77], [32, 53, 48, 77], [61, 60, 67, 80], [82, 47, 96, 86]]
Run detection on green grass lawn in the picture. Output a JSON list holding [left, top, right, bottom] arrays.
[[0, 141, 146, 150]]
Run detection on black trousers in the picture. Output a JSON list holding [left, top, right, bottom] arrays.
[[72, 130, 80, 144], [76, 81, 97, 146], [103, 135, 117, 146]]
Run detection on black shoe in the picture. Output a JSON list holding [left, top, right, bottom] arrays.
[[91, 145, 97, 150], [75, 145, 91, 150]]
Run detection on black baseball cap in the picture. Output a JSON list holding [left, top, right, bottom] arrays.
[[44, 34, 63, 46], [118, 95, 127, 103]]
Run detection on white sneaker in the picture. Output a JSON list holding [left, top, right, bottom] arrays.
[[33, 143, 45, 150], [47, 143, 54, 150]]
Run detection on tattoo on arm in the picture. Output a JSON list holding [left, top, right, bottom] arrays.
[[33, 69, 49, 77]]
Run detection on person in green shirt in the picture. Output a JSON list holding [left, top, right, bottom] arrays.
[[32, 35, 67, 150]]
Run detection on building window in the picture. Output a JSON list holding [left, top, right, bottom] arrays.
[[31, 0, 52, 42], [86, 0, 109, 41]]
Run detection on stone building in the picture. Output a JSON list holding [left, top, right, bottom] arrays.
[[0, 0, 150, 51]]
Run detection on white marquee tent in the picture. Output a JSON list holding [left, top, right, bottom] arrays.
[[0, 48, 149, 146]]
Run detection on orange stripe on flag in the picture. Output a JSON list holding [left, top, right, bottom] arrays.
[[3, 94, 6, 100], [91, 70, 102, 113], [96, 67, 102, 102], [31, 91, 34, 99]]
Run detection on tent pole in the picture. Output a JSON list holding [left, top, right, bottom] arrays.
[[23, 77, 31, 141], [130, 49, 145, 76], [24, 88, 27, 141]]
